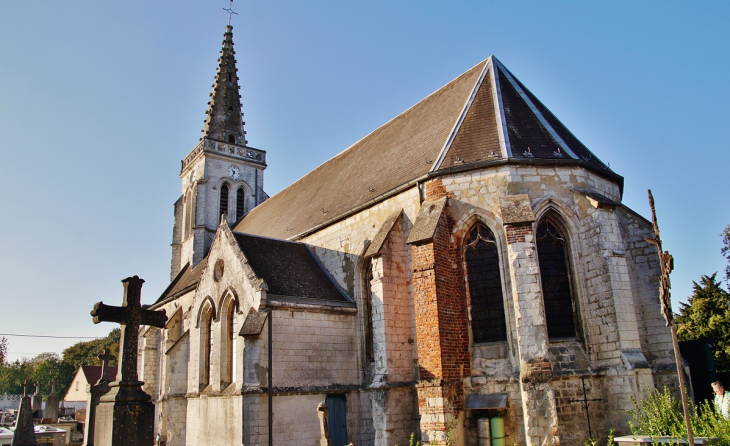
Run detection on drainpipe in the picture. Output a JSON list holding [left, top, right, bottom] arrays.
[[268, 308, 273, 446]]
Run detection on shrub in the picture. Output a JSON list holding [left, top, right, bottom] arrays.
[[628, 386, 730, 445]]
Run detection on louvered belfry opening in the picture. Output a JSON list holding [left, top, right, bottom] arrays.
[[536, 217, 577, 338], [465, 223, 507, 343], [220, 183, 229, 219], [236, 188, 245, 220]]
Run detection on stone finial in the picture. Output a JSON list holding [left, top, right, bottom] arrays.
[[317, 403, 332, 446]]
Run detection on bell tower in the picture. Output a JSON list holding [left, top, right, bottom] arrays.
[[171, 24, 267, 279]]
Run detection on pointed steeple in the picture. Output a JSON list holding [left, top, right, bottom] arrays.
[[202, 25, 247, 145]]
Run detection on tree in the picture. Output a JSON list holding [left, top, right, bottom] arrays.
[[676, 273, 730, 372], [722, 225, 730, 283], [61, 328, 119, 370], [0, 337, 7, 365], [0, 329, 120, 396]]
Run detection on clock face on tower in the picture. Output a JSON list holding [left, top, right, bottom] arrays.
[[227, 165, 241, 180]]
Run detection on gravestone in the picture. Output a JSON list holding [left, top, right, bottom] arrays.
[[89, 276, 166, 446], [12, 392, 37, 446], [30, 384, 41, 419], [83, 349, 113, 446], [43, 380, 59, 423]]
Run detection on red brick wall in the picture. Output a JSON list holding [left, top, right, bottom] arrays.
[[506, 225, 532, 244], [410, 194, 470, 411]]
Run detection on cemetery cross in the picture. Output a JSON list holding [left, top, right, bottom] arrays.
[[90, 276, 166, 400]]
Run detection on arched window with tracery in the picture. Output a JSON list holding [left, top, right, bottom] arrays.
[[200, 305, 214, 388], [362, 259, 374, 363], [220, 183, 229, 220], [536, 216, 577, 339], [465, 223, 507, 343], [236, 187, 245, 220]]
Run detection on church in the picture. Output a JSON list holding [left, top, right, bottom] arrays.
[[137, 22, 678, 446]]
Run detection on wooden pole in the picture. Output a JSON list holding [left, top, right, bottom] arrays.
[[647, 190, 694, 445]]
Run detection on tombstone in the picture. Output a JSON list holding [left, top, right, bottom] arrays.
[[89, 276, 167, 446], [12, 393, 37, 446], [83, 349, 113, 446], [43, 380, 59, 423], [317, 403, 332, 446], [30, 384, 41, 419]]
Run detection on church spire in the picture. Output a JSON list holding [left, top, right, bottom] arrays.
[[202, 25, 247, 146]]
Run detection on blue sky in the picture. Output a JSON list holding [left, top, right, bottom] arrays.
[[1, 1, 728, 362]]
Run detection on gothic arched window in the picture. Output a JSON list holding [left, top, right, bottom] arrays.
[[225, 299, 236, 384], [465, 223, 506, 343], [536, 217, 577, 339], [236, 188, 245, 220], [201, 305, 214, 388], [220, 183, 229, 219]]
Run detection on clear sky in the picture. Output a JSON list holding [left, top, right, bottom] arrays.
[[1, 1, 728, 362]]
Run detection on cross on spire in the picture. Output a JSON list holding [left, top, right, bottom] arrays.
[[223, 0, 238, 26]]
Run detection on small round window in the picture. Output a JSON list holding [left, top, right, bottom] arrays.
[[214, 259, 225, 282]]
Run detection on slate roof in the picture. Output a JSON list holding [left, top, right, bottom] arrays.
[[232, 232, 351, 303], [233, 56, 618, 240], [155, 259, 208, 304]]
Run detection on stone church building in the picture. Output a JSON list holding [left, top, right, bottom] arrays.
[[138, 24, 677, 446]]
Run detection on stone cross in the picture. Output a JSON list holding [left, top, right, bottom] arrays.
[[96, 349, 114, 386], [22, 380, 27, 396], [89, 276, 166, 446], [30, 382, 41, 413], [44, 379, 59, 422], [90, 276, 167, 388]]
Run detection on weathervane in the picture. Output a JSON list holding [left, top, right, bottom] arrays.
[[223, 0, 238, 26]]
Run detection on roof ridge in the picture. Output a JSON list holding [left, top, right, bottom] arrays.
[[493, 59, 578, 160], [430, 58, 492, 171], [239, 60, 488, 229]]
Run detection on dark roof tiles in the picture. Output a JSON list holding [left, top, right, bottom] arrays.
[[233, 232, 350, 303]]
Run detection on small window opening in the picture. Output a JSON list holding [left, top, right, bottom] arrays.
[[228, 134, 235, 143], [228, 73, 232, 82]]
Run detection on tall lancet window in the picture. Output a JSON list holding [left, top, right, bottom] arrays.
[[201, 305, 214, 388], [220, 183, 229, 219], [465, 223, 507, 343], [536, 217, 577, 339], [225, 300, 236, 384], [184, 190, 193, 239], [236, 188, 245, 220], [185, 187, 196, 239]]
